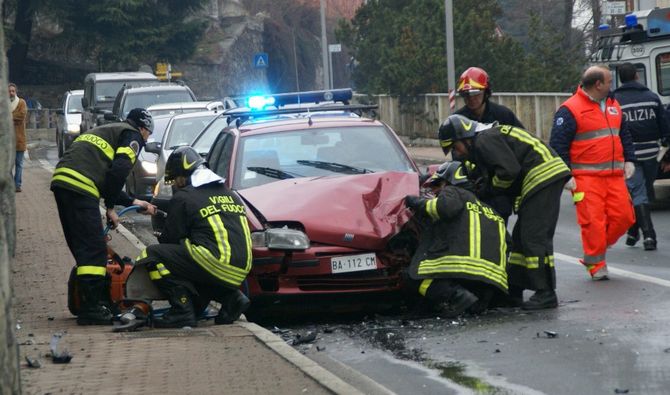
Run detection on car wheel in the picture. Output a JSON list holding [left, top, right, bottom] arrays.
[[57, 129, 64, 158]]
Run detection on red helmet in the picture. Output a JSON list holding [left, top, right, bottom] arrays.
[[457, 67, 490, 94]]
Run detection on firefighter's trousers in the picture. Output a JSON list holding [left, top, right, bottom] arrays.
[[136, 243, 235, 312], [508, 180, 563, 291], [53, 187, 107, 279], [572, 174, 635, 266]]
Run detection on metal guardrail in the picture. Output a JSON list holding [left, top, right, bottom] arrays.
[[27, 109, 58, 129]]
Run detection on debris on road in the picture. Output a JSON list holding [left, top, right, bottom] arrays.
[[50, 332, 73, 364], [537, 331, 558, 338], [614, 389, 630, 394], [25, 356, 41, 368], [293, 331, 317, 345]]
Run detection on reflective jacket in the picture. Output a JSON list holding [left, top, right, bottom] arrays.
[[409, 186, 508, 293], [159, 182, 253, 288], [470, 125, 571, 211], [562, 86, 627, 176], [51, 122, 143, 207]]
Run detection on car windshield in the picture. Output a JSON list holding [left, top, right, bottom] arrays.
[[67, 94, 83, 113], [96, 82, 126, 101], [232, 126, 416, 189], [150, 107, 206, 116], [147, 116, 173, 144], [122, 91, 195, 118], [164, 114, 218, 149], [192, 116, 230, 154]]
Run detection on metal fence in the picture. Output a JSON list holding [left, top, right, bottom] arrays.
[[354, 92, 572, 142], [26, 109, 58, 129]]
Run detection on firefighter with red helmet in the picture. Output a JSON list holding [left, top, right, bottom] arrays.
[[455, 67, 524, 128]]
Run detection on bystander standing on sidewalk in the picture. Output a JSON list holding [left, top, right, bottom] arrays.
[[9, 82, 27, 192]]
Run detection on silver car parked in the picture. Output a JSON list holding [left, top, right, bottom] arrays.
[[56, 89, 84, 157]]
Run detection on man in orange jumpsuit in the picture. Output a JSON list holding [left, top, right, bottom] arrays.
[[550, 65, 636, 280]]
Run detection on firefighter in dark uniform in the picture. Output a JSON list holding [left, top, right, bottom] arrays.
[[405, 161, 508, 317], [51, 108, 157, 325], [136, 147, 253, 328], [438, 114, 571, 310], [454, 67, 524, 224]]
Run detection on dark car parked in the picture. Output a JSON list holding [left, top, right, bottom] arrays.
[[107, 83, 196, 123]]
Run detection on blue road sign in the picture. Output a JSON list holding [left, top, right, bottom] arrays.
[[254, 52, 269, 68]]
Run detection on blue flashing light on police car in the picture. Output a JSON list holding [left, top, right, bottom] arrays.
[[247, 95, 276, 111], [598, 24, 610, 31], [625, 14, 638, 29]]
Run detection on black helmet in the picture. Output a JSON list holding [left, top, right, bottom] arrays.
[[126, 108, 154, 133], [438, 114, 479, 154], [428, 161, 469, 186], [165, 146, 205, 183]]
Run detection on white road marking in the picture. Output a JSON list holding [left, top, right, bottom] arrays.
[[555, 252, 670, 288]]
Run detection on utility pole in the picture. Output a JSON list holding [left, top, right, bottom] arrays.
[[445, 0, 456, 95], [320, 0, 330, 90], [0, 0, 22, 389]]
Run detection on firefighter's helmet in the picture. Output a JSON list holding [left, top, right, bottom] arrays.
[[165, 146, 205, 183], [438, 115, 480, 154], [126, 108, 154, 133], [432, 161, 469, 187], [457, 67, 490, 96]]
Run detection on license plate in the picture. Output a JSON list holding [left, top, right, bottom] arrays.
[[330, 253, 377, 274]]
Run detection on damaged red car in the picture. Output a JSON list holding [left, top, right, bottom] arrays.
[[152, 91, 421, 318]]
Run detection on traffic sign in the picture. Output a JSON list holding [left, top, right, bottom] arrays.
[[328, 44, 342, 53], [254, 52, 269, 68], [603, 1, 626, 15]]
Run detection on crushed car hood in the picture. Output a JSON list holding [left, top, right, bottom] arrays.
[[238, 172, 419, 250]]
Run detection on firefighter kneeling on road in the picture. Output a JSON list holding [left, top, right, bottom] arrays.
[[136, 147, 253, 328], [404, 161, 508, 317], [438, 115, 571, 310]]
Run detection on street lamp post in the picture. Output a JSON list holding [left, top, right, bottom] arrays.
[[445, 0, 455, 109], [320, 0, 330, 90]]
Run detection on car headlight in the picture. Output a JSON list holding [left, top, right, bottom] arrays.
[[251, 228, 310, 250], [153, 177, 173, 199], [141, 160, 157, 175], [66, 124, 80, 134]]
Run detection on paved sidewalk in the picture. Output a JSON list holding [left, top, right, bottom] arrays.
[[12, 161, 361, 394]]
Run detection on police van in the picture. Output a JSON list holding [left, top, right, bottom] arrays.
[[590, 7, 670, 103]]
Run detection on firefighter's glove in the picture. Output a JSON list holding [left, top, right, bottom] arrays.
[[564, 177, 576, 191], [404, 195, 424, 211], [106, 208, 120, 230], [624, 162, 636, 180]]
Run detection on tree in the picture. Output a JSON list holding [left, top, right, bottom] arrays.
[[4, 0, 209, 81]]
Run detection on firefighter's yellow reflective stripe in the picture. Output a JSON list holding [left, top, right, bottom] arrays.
[[116, 146, 137, 164], [573, 192, 585, 203], [492, 175, 513, 189], [547, 255, 555, 267], [156, 263, 170, 276], [440, 139, 453, 148], [53, 167, 100, 198], [76, 266, 107, 276], [184, 215, 250, 286], [425, 198, 439, 221], [507, 253, 546, 269], [498, 220, 507, 267], [149, 270, 162, 280], [239, 216, 253, 271], [520, 158, 570, 201], [468, 210, 481, 258], [418, 257, 508, 290], [500, 125, 552, 161], [418, 279, 433, 296], [136, 249, 148, 261], [75, 133, 114, 161]]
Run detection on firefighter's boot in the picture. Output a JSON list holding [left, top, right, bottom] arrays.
[[425, 280, 478, 318], [625, 221, 640, 247], [522, 289, 558, 310], [638, 204, 657, 251], [153, 281, 197, 328], [214, 289, 251, 325], [76, 275, 113, 325]]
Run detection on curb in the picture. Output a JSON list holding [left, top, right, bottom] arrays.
[[31, 150, 366, 394]]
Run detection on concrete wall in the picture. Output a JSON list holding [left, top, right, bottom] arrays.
[[355, 92, 572, 142]]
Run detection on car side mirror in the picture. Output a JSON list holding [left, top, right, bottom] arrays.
[[103, 113, 118, 121], [145, 141, 162, 154], [81, 97, 88, 109]]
